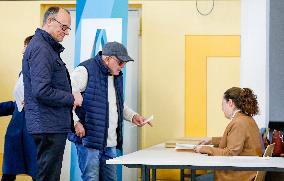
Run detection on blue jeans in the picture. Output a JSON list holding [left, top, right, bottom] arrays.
[[76, 143, 117, 181]]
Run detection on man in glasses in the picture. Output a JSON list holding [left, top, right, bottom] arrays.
[[22, 6, 82, 181], [68, 42, 152, 181]]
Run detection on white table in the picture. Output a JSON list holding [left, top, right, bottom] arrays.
[[107, 144, 284, 181]]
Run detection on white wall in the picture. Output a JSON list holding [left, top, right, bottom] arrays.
[[60, 9, 76, 181], [123, 9, 141, 181], [240, 0, 269, 128]]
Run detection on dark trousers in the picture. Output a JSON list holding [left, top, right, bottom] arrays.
[[32, 133, 67, 181], [1, 174, 35, 181], [1, 174, 15, 181]]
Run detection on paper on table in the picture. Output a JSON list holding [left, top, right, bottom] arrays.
[[131, 115, 154, 128], [164, 137, 202, 148], [175, 143, 214, 150], [175, 143, 196, 150]]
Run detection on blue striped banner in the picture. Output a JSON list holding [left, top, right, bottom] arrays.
[[71, 0, 128, 181]]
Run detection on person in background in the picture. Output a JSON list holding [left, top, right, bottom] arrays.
[[22, 6, 82, 181], [68, 41, 152, 181], [0, 35, 36, 181], [194, 87, 262, 181]]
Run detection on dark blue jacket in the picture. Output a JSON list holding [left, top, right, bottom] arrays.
[[0, 101, 37, 177], [68, 52, 124, 151], [22, 28, 74, 134]]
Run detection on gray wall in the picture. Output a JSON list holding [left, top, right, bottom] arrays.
[[269, 0, 284, 123]]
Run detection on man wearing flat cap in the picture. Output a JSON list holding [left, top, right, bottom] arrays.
[[68, 42, 152, 181]]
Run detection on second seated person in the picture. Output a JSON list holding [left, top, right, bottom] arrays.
[[194, 87, 262, 181], [68, 41, 152, 181]]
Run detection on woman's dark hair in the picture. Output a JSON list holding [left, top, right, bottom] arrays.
[[224, 87, 259, 116], [24, 35, 34, 46]]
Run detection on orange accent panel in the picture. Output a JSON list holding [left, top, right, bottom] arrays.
[[185, 35, 240, 137]]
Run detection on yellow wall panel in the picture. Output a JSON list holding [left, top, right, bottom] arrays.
[[0, 2, 40, 153], [185, 36, 240, 137], [141, 1, 240, 179], [141, 1, 240, 150], [207, 57, 240, 137], [0, 0, 75, 154]]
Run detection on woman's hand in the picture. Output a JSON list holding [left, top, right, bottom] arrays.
[[193, 145, 203, 153], [193, 145, 210, 154], [198, 138, 212, 145]]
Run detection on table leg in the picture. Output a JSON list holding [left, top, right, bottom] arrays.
[[152, 168, 156, 181], [180, 169, 185, 181], [191, 169, 196, 181], [142, 165, 150, 181]]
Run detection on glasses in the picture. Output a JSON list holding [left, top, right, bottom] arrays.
[[110, 56, 126, 66], [52, 18, 71, 31]]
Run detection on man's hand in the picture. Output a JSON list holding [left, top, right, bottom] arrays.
[[74, 121, 85, 138], [73, 92, 83, 109], [132, 114, 153, 127]]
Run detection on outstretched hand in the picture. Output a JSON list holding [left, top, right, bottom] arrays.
[[132, 114, 153, 127]]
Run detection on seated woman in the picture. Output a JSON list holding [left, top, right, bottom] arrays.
[[194, 87, 262, 181]]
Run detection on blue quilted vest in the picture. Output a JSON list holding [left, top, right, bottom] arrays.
[[68, 52, 124, 151]]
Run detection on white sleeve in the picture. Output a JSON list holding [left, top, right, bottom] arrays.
[[123, 104, 138, 122], [71, 66, 88, 93], [13, 74, 24, 112], [73, 110, 80, 123], [71, 66, 88, 122]]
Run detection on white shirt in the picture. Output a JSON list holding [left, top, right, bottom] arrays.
[[71, 66, 137, 147], [13, 73, 24, 112]]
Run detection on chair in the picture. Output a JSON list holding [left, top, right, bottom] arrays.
[[254, 143, 275, 181]]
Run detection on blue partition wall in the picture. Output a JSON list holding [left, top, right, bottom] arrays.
[[71, 0, 128, 180]]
